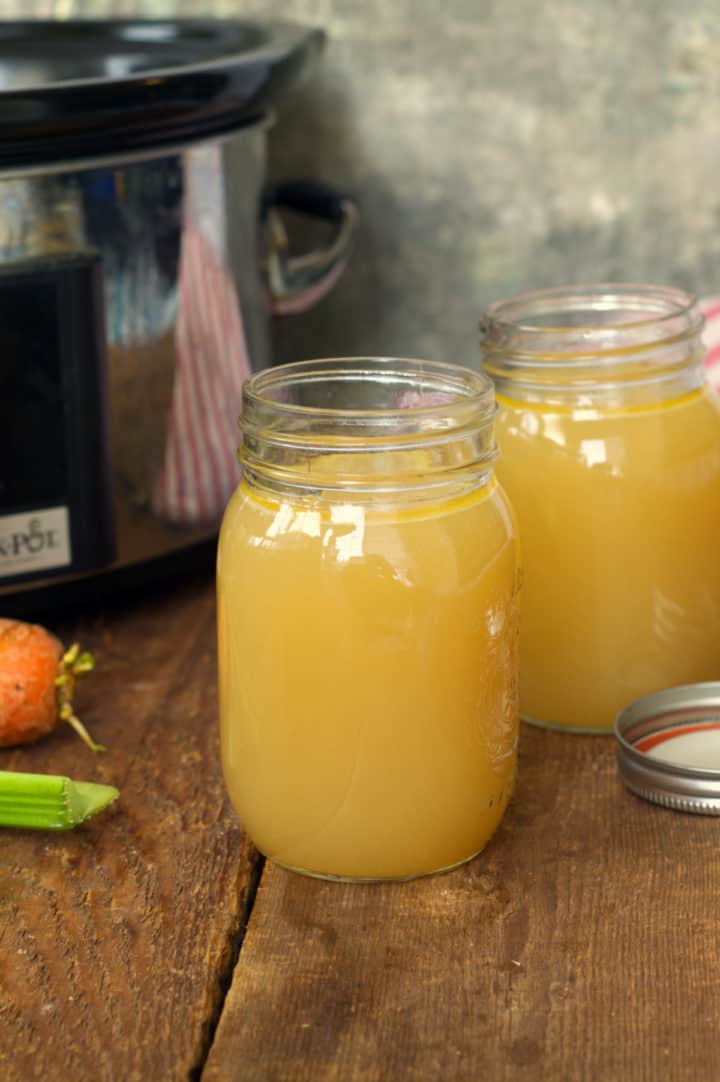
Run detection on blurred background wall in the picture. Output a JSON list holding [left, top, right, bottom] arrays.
[[7, 0, 720, 369]]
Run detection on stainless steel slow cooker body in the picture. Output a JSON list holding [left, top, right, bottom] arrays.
[[0, 17, 359, 612], [0, 115, 356, 611]]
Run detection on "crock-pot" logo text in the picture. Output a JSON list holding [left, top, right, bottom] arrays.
[[0, 518, 61, 560], [0, 506, 71, 579]]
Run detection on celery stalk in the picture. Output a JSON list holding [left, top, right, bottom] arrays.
[[0, 770, 118, 830]]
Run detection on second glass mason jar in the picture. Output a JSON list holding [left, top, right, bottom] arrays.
[[480, 284, 720, 734], [217, 357, 520, 881]]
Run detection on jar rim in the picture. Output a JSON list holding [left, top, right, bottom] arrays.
[[242, 356, 495, 426], [480, 283, 706, 402], [481, 283, 702, 337], [239, 357, 499, 494]]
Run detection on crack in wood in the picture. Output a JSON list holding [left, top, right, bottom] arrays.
[[189, 852, 266, 1082]]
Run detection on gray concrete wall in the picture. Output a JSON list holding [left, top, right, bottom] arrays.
[[9, 1, 720, 368]]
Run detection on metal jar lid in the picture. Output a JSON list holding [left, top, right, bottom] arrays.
[[614, 682, 720, 815]]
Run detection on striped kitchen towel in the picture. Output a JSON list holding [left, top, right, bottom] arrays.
[[151, 220, 250, 526], [151, 141, 250, 526], [701, 297, 720, 394]]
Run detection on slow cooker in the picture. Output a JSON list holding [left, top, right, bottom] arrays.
[[0, 19, 357, 614]]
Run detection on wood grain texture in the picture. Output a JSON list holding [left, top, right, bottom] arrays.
[[0, 575, 259, 1082], [203, 725, 720, 1082]]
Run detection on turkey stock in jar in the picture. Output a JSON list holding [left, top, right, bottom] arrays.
[[217, 357, 520, 881], [480, 284, 720, 734]]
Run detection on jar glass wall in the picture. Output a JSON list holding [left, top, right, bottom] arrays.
[[217, 357, 520, 880], [480, 284, 720, 734]]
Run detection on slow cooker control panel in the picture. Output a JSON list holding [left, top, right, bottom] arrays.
[[0, 253, 115, 585]]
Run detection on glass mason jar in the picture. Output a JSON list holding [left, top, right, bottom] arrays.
[[480, 284, 720, 734], [217, 357, 520, 881]]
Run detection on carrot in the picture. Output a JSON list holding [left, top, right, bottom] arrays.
[[0, 619, 102, 752]]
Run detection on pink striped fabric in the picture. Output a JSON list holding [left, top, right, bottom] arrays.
[[151, 223, 250, 525], [701, 297, 720, 394]]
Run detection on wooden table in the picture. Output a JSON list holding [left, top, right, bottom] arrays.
[[1, 573, 718, 1081]]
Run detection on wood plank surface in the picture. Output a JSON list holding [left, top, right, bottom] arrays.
[[203, 725, 720, 1082], [0, 575, 260, 1082]]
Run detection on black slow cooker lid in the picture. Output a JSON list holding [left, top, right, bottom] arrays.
[[0, 19, 324, 167]]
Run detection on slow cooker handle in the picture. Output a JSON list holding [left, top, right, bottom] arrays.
[[262, 180, 358, 316]]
